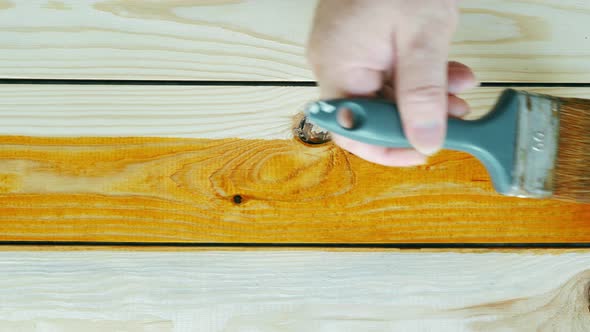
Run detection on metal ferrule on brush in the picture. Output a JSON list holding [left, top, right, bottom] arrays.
[[508, 91, 560, 199]]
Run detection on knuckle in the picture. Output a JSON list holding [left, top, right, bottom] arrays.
[[400, 7, 458, 47], [398, 85, 447, 118], [400, 84, 446, 103]]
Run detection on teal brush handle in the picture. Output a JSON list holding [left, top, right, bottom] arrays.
[[304, 89, 521, 195]]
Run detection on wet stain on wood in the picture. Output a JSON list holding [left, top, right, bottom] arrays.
[[0, 135, 587, 244]]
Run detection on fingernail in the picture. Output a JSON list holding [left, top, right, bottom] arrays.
[[449, 105, 469, 117], [448, 78, 480, 95], [410, 122, 445, 156]]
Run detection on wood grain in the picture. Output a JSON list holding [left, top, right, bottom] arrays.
[[0, 0, 589, 81], [1, 251, 590, 331], [0, 85, 313, 139], [1, 86, 589, 138], [0, 134, 588, 243]]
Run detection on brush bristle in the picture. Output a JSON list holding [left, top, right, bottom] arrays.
[[554, 98, 590, 204]]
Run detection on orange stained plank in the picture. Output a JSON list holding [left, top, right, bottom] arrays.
[[0, 135, 588, 244]]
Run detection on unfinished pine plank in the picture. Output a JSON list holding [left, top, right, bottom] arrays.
[[1, 251, 590, 331], [0, 86, 589, 138], [0, 85, 312, 139], [0, 0, 589, 81], [0, 134, 588, 243]]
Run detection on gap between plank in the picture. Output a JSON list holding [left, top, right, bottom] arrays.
[[1, 78, 590, 87], [1, 241, 590, 249]]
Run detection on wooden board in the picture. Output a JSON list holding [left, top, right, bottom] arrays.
[[1, 250, 589, 331], [0, 85, 313, 139], [0, 0, 589, 82], [1, 85, 589, 138], [1, 135, 588, 244], [0, 86, 589, 244]]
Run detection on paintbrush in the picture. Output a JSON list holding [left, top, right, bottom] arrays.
[[303, 88, 589, 203]]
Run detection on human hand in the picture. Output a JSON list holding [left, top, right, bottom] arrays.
[[307, 0, 478, 166]]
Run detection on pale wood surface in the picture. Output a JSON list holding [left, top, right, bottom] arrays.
[[1, 86, 589, 138], [0, 0, 589, 82], [0, 251, 589, 331], [0, 85, 313, 139]]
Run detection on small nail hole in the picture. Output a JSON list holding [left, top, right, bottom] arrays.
[[233, 195, 243, 204]]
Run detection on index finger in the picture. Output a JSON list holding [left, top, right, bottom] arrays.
[[395, 8, 458, 155]]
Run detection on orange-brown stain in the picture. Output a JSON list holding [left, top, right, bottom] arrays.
[[0, 135, 588, 244], [0, 173, 20, 193]]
